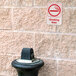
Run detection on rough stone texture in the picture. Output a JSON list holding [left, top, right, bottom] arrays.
[[56, 35, 76, 59], [34, 0, 47, 6], [35, 33, 61, 58], [57, 8, 76, 33], [67, 36, 76, 59], [0, 32, 34, 55], [13, 7, 56, 32], [0, 55, 19, 76], [5, 0, 12, 7], [35, 34, 76, 59], [54, 35, 71, 59], [39, 59, 57, 76], [69, 9, 76, 33], [0, 0, 7, 7], [56, 8, 70, 33], [0, 8, 12, 29], [0, 0, 33, 7], [35, 0, 76, 7], [35, 33, 57, 58], [58, 61, 76, 76], [0, 0, 13, 7], [12, 0, 33, 7], [54, 35, 76, 59], [0, 55, 13, 76], [0, 0, 76, 76], [48, 0, 76, 7]]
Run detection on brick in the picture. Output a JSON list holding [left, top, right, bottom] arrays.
[[35, 0, 76, 7], [34, 0, 47, 6], [0, 32, 34, 55], [35, 33, 76, 59], [57, 8, 70, 33], [48, 0, 76, 7], [69, 9, 76, 33], [57, 8, 76, 33], [0, 55, 19, 76], [13, 8, 56, 32], [5, 0, 12, 7], [54, 35, 76, 59], [54, 35, 71, 58], [12, 69, 17, 76], [58, 61, 76, 76], [0, 0, 7, 7], [12, 0, 33, 7], [0, 8, 12, 29], [39, 59, 57, 76], [0, 55, 13, 76], [35, 33, 56, 58]]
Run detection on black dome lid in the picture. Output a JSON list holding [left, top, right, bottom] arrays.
[[12, 48, 44, 69], [12, 59, 44, 69]]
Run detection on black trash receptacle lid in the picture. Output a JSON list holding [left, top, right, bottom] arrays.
[[12, 58, 44, 69], [12, 48, 44, 69]]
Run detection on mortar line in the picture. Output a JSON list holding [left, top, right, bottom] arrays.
[[0, 4, 76, 9], [0, 30, 76, 36], [65, 7, 76, 9], [33, 0, 36, 6], [32, 0, 34, 7], [1, 53, 76, 62], [36, 57, 76, 62], [11, 7, 13, 30], [56, 60, 59, 76], [34, 32, 76, 36], [1, 6, 76, 8], [5, 0, 8, 7], [34, 32, 36, 54], [2, 6, 47, 8]]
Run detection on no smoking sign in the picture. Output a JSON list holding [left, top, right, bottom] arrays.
[[47, 3, 62, 25]]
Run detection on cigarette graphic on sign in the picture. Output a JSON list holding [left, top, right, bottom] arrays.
[[47, 3, 62, 25]]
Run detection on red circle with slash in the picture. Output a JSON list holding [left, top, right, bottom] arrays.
[[48, 4, 61, 17]]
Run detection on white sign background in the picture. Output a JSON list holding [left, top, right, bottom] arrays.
[[47, 3, 62, 25]]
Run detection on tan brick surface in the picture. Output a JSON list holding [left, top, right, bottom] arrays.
[[35, 34, 76, 59], [1, 0, 33, 7], [0, 0, 7, 7], [57, 8, 70, 33], [35, 33, 55, 58], [0, 8, 12, 29], [58, 61, 76, 76], [0, 55, 13, 76], [0, 0, 13, 7], [0, 0, 76, 76], [34, 0, 47, 6], [35, 0, 76, 7], [0, 32, 34, 55], [48, 0, 76, 7], [69, 9, 76, 33], [13, 8, 56, 32], [54, 35, 76, 59], [57, 8, 76, 33], [12, 69, 18, 76], [54, 35, 71, 59], [12, 0, 33, 7], [39, 59, 57, 76], [5, 0, 12, 7]]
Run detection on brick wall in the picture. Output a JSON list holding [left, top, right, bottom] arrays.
[[0, 0, 76, 76]]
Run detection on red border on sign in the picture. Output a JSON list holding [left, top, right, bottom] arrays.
[[48, 4, 61, 17]]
